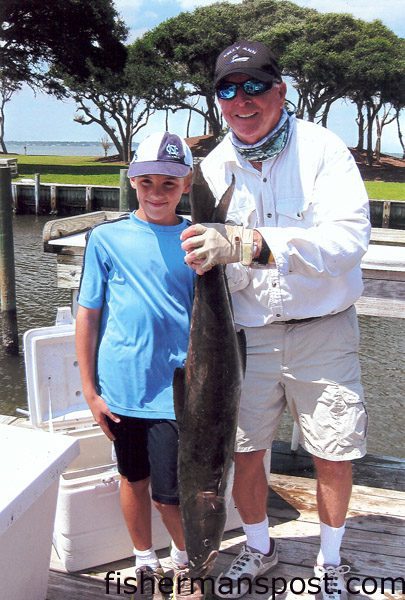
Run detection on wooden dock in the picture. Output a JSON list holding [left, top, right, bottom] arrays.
[[47, 446, 405, 600]]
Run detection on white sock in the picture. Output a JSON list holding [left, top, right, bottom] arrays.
[[170, 540, 188, 567], [317, 522, 345, 567], [243, 516, 270, 554], [133, 546, 160, 570]]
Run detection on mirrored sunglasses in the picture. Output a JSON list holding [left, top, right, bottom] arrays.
[[216, 79, 276, 100]]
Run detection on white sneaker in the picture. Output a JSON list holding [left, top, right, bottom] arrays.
[[314, 564, 351, 600], [215, 542, 278, 599]]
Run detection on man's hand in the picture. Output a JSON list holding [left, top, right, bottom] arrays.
[[181, 223, 253, 273]]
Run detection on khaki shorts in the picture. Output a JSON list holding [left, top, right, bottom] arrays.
[[236, 306, 367, 461]]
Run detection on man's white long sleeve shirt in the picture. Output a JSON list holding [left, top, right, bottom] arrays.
[[201, 117, 371, 326]]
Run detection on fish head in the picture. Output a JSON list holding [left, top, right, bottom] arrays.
[[183, 491, 227, 577]]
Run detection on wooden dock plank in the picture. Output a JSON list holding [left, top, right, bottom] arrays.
[[47, 570, 122, 599], [0, 415, 20, 425], [265, 518, 404, 557], [272, 473, 405, 501], [270, 474, 405, 517], [267, 505, 405, 538], [355, 296, 405, 318], [370, 228, 405, 247]]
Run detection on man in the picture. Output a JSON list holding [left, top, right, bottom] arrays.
[[181, 40, 370, 600]]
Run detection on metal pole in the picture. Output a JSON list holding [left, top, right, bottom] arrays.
[[34, 173, 40, 215], [119, 168, 138, 212], [0, 167, 19, 354]]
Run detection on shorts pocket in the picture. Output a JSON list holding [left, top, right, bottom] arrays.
[[336, 307, 360, 348], [308, 384, 367, 455]]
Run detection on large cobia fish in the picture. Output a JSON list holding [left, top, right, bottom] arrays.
[[173, 165, 246, 578]]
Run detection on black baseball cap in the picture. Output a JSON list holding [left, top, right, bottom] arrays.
[[214, 40, 282, 86]]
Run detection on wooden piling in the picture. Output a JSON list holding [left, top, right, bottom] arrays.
[[85, 186, 94, 213], [50, 184, 58, 215], [34, 173, 40, 215], [119, 169, 138, 212], [0, 167, 19, 354]]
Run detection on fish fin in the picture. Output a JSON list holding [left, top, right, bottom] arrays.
[[189, 165, 235, 224], [237, 329, 247, 376], [189, 550, 218, 578], [173, 367, 186, 425], [213, 175, 235, 224], [189, 163, 216, 223]]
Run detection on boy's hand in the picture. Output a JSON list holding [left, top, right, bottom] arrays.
[[181, 224, 253, 273], [86, 393, 120, 441]]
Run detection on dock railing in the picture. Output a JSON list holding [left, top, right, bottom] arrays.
[[12, 180, 405, 228]]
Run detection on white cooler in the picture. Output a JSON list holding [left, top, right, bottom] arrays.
[[23, 322, 136, 572], [23, 320, 242, 572]]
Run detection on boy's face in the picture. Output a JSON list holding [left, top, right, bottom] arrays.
[[130, 173, 191, 226]]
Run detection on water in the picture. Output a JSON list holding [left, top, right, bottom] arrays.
[[5, 140, 137, 157], [0, 216, 70, 414], [0, 216, 404, 458], [5, 141, 402, 161]]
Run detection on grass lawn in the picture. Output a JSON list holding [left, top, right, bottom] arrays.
[[364, 181, 405, 201], [5, 154, 405, 200], [9, 154, 127, 186]]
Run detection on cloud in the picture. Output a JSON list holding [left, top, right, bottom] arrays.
[[291, 0, 404, 36], [128, 27, 150, 42], [176, 0, 219, 9], [176, 0, 240, 9], [114, 0, 144, 9]]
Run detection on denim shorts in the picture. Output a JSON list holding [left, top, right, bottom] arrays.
[[107, 415, 179, 504]]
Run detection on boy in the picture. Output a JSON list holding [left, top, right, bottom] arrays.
[[75, 131, 198, 600]]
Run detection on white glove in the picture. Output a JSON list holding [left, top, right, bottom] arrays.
[[187, 223, 254, 271]]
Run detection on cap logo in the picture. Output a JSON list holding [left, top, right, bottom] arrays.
[[166, 143, 180, 158], [214, 40, 281, 88], [230, 54, 250, 63]]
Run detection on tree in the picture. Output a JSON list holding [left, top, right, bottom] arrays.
[[132, 0, 317, 139], [0, 0, 127, 86], [57, 44, 156, 161], [0, 76, 21, 153], [260, 13, 364, 124], [374, 105, 399, 161], [238, 0, 314, 38], [346, 21, 405, 164], [70, 75, 154, 162], [132, 3, 242, 138], [394, 107, 405, 159], [100, 135, 112, 158], [0, 0, 127, 152]]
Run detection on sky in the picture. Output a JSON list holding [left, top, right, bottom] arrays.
[[4, 0, 405, 153]]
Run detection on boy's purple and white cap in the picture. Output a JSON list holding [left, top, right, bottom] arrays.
[[128, 131, 193, 178]]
